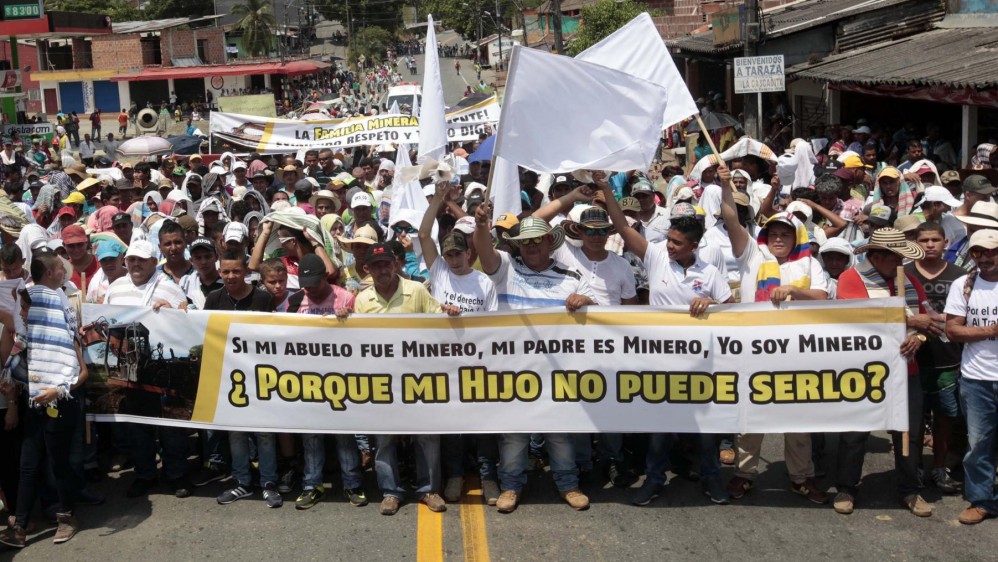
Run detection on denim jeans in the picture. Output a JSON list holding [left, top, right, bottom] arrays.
[[355, 434, 371, 451], [301, 434, 363, 490], [201, 429, 230, 468], [230, 432, 278, 487], [376, 435, 440, 498], [960, 377, 998, 514], [129, 423, 190, 481], [835, 374, 923, 498], [698, 434, 722, 479], [14, 397, 81, 528], [442, 434, 465, 479], [571, 434, 594, 471], [644, 433, 675, 486], [597, 433, 625, 462], [477, 434, 499, 482], [499, 433, 578, 493]]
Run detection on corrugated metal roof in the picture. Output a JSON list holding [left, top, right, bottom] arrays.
[[112, 15, 223, 35], [787, 27, 998, 88], [670, 0, 917, 54]]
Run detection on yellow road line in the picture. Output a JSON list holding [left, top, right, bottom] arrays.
[[417, 502, 444, 562], [460, 478, 491, 562]]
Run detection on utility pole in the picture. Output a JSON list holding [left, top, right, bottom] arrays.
[[550, 0, 563, 54], [496, 0, 503, 71], [743, 0, 760, 139]]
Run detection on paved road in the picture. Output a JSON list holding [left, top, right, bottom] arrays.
[[2, 432, 995, 561]]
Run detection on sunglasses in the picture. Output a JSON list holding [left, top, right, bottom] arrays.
[[969, 247, 998, 260], [584, 227, 610, 236], [392, 225, 416, 235], [519, 236, 546, 246]]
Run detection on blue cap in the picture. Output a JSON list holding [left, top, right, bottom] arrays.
[[95, 240, 126, 261]]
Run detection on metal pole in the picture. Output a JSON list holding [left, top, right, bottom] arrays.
[[743, 0, 759, 139], [496, 0, 502, 70]]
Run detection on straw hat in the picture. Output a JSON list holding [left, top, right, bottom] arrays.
[[956, 201, 998, 229], [501, 216, 564, 250], [854, 227, 925, 260], [564, 207, 615, 239], [309, 189, 342, 213], [336, 224, 380, 251]]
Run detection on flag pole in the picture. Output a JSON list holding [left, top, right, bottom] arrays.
[[694, 114, 721, 158]]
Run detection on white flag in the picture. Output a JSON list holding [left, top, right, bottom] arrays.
[[577, 12, 698, 128], [388, 144, 434, 262], [417, 14, 447, 163], [489, 155, 522, 221], [493, 46, 669, 173]]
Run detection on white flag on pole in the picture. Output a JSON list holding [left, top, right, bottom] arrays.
[[577, 12, 698, 128], [493, 46, 669, 173], [417, 14, 447, 163], [388, 144, 434, 262], [489, 155, 521, 220]]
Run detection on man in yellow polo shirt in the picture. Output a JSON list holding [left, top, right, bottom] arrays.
[[352, 243, 460, 515]]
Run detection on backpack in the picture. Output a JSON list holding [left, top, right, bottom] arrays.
[[287, 289, 306, 313]]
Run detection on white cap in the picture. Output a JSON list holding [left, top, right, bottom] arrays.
[[223, 222, 249, 243], [454, 216, 476, 235], [922, 185, 961, 208], [786, 200, 813, 222], [464, 182, 487, 198], [350, 192, 372, 209], [232, 160, 247, 171], [422, 184, 435, 198], [332, 158, 343, 168], [125, 240, 155, 259], [675, 186, 694, 201], [852, 125, 871, 135]]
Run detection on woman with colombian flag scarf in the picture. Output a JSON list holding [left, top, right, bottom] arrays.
[[715, 163, 831, 505]]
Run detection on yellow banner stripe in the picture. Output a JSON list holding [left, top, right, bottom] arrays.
[[190, 314, 233, 423], [256, 121, 277, 154], [417, 502, 444, 562]]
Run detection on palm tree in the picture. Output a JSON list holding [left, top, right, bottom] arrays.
[[232, 0, 276, 57]]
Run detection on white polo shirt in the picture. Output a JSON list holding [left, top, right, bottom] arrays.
[[554, 244, 637, 305], [640, 206, 671, 244], [644, 242, 731, 306]]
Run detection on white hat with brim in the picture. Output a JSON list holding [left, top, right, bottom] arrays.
[[854, 227, 925, 260], [969, 229, 998, 250], [336, 224, 379, 250], [309, 189, 342, 212], [956, 201, 998, 229], [125, 240, 155, 259], [502, 216, 564, 250], [922, 185, 961, 208]]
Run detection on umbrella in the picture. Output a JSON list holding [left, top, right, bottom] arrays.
[[116, 135, 173, 158], [684, 112, 741, 133], [166, 135, 202, 155], [468, 136, 495, 163]]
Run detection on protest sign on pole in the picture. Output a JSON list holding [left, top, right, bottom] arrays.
[[417, 14, 447, 163], [82, 299, 909, 434]]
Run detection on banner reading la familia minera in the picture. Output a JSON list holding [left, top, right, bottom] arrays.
[[209, 95, 500, 153], [80, 299, 909, 434]]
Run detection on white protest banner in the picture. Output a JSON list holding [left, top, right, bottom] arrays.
[[209, 96, 500, 154], [417, 14, 447, 163], [494, 46, 668, 173], [82, 299, 908, 434], [577, 12, 698, 128]]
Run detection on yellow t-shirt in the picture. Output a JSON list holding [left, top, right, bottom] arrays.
[[354, 276, 441, 314]]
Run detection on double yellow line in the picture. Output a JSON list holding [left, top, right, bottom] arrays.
[[417, 477, 491, 562]]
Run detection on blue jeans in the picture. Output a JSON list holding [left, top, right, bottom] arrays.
[[201, 429, 229, 468], [499, 433, 578, 493], [571, 434, 593, 471], [15, 396, 81, 527], [442, 434, 465, 479], [644, 433, 675, 486], [376, 435, 440, 498], [597, 433, 625, 462], [960, 377, 998, 514], [477, 435, 499, 482], [129, 423, 189, 481], [230, 432, 277, 487], [301, 434, 363, 490]]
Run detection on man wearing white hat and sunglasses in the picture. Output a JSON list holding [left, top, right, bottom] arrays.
[[473, 200, 596, 514], [919, 185, 965, 250]]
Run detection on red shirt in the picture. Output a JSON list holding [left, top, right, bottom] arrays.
[[71, 256, 101, 295]]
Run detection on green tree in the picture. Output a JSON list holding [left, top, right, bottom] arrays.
[[45, 0, 146, 21], [350, 26, 394, 66], [422, 0, 529, 42], [565, 0, 649, 56], [315, 0, 404, 33], [145, 0, 214, 19], [232, 0, 277, 57]]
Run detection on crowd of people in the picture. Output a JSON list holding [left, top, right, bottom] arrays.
[[0, 118, 996, 551]]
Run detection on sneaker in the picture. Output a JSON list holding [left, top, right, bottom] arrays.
[[631, 480, 662, 506], [931, 467, 960, 494], [344, 488, 368, 507], [217, 484, 253, 505], [701, 477, 730, 505], [380, 495, 401, 515], [262, 482, 283, 508], [191, 466, 228, 488], [719, 448, 736, 465], [608, 461, 638, 488], [277, 467, 297, 494], [443, 476, 463, 502], [726, 476, 753, 500], [833, 491, 854, 515], [0, 525, 26, 548], [295, 486, 325, 510], [126, 477, 157, 498], [900, 494, 933, 517], [959, 505, 991, 525], [482, 480, 501, 506], [790, 478, 828, 504], [108, 453, 132, 472], [560, 488, 590, 510], [169, 477, 194, 499], [420, 492, 447, 512], [496, 490, 520, 513], [52, 513, 77, 544]]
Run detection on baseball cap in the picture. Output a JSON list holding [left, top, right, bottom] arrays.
[[441, 231, 469, 254], [61, 225, 88, 245], [868, 204, 893, 225], [125, 239, 155, 259], [297, 253, 327, 288], [619, 197, 640, 212], [842, 154, 872, 169], [671, 202, 697, 219], [190, 237, 216, 253], [894, 215, 922, 233], [231, 160, 247, 171], [172, 167, 187, 177], [785, 201, 813, 222], [454, 216, 476, 235], [922, 185, 961, 207], [112, 212, 132, 226], [963, 174, 996, 195], [28, 180, 43, 191], [877, 167, 901, 180], [940, 170, 961, 185], [365, 242, 395, 264], [494, 213, 519, 231], [630, 179, 655, 194], [969, 229, 998, 250], [95, 240, 126, 261], [551, 175, 574, 190], [56, 206, 77, 219], [176, 214, 199, 233], [350, 192, 372, 209], [852, 126, 871, 135], [223, 222, 249, 243]]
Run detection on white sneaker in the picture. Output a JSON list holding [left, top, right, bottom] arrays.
[[482, 479, 501, 506], [443, 476, 463, 502]]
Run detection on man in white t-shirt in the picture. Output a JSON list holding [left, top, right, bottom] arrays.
[[944, 229, 998, 525], [631, 178, 670, 244], [473, 201, 595, 514]]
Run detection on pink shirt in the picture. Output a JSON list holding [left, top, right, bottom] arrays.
[[299, 284, 355, 315]]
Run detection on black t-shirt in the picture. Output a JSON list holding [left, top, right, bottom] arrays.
[[203, 285, 274, 312], [905, 261, 963, 370]]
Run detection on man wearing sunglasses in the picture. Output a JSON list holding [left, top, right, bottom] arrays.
[[945, 229, 998, 525], [473, 199, 596, 514]]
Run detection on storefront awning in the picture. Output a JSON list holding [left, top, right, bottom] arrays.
[[110, 59, 332, 82]]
